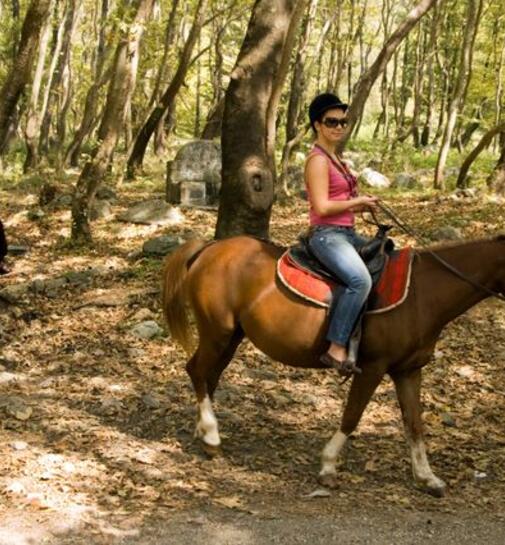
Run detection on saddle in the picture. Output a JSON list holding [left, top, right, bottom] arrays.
[[292, 224, 395, 288], [277, 226, 414, 369]]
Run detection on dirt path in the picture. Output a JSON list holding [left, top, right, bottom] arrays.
[[1, 187, 505, 544], [1, 501, 505, 545]]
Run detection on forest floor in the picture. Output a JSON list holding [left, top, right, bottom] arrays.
[[1, 173, 505, 544]]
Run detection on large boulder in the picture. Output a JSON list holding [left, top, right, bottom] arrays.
[[359, 167, 391, 189], [166, 140, 221, 207]]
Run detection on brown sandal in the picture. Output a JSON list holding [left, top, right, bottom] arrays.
[[320, 353, 362, 376]]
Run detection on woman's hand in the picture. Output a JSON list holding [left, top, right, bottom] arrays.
[[351, 195, 379, 212]]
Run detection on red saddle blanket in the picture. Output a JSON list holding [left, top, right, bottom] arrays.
[[277, 248, 414, 314]]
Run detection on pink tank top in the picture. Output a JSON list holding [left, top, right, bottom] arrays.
[[305, 145, 358, 227]]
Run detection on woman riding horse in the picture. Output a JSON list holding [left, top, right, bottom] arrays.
[[305, 93, 378, 374]]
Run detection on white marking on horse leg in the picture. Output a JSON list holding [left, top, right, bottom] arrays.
[[411, 439, 445, 491], [319, 431, 347, 477], [195, 395, 220, 446]]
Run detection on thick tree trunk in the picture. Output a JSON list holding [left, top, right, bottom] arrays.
[[455, 122, 505, 188], [71, 0, 155, 243], [0, 0, 52, 155], [125, 0, 208, 180], [434, 0, 482, 189], [215, 0, 307, 240], [337, 0, 437, 152]]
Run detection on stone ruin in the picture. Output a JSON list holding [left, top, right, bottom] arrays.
[[166, 140, 221, 207]]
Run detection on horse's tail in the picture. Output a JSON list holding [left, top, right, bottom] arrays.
[[161, 238, 208, 354]]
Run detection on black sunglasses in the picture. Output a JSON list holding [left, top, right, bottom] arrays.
[[322, 117, 348, 128]]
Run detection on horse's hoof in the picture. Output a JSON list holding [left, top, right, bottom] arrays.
[[425, 484, 446, 498], [201, 442, 222, 458], [317, 473, 339, 489], [417, 480, 446, 498]]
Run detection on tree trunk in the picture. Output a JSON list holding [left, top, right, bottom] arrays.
[[337, 0, 437, 152], [456, 122, 505, 188], [200, 96, 225, 140], [71, 0, 155, 243], [65, 0, 110, 167], [421, 5, 438, 146], [125, 0, 208, 180], [434, 0, 482, 189], [215, 0, 307, 240], [23, 11, 53, 172], [488, 136, 505, 194], [0, 0, 52, 155], [40, 0, 79, 159]]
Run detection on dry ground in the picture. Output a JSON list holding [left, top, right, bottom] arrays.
[[1, 174, 505, 543]]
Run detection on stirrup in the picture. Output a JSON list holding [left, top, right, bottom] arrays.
[[320, 353, 362, 377]]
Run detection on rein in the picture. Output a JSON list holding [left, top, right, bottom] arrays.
[[369, 200, 505, 303]]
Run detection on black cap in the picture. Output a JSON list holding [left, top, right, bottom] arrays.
[[309, 93, 348, 129]]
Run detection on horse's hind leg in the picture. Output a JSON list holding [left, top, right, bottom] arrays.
[[186, 328, 243, 453], [318, 365, 385, 488], [391, 368, 446, 497]]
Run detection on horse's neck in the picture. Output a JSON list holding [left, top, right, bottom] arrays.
[[414, 240, 502, 336]]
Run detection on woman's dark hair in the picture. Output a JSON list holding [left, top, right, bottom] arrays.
[[308, 93, 348, 132]]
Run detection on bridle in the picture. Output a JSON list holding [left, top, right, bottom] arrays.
[[365, 200, 505, 303]]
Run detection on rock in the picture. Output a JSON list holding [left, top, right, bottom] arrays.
[[455, 365, 474, 378], [7, 245, 28, 256], [96, 186, 117, 201], [474, 471, 488, 482], [128, 347, 146, 358], [441, 412, 456, 427], [0, 283, 30, 303], [27, 208, 45, 221], [0, 372, 20, 384], [55, 194, 73, 207], [130, 320, 163, 339], [142, 393, 161, 409], [142, 235, 183, 257], [166, 140, 221, 206], [10, 441, 28, 451], [6, 398, 32, 420], [431, 226, 463, 241], [99, 397, 123, 415], [393, 173, 420, 190], [359, 167, 391, 189], [454, 187, 478, 199], [118, 199, 184, 226], [89, 199, 113, 221], [64, 270, 94, 285], [130, 308, 155, 322]]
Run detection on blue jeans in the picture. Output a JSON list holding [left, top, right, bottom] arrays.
[[308, 226, 372, 347]]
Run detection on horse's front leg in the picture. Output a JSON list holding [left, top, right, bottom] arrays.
[[391, 368, 446, 497], [319, 365, 385, 488]]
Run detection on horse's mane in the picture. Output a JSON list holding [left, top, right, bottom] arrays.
[[418, 233, 505, 254]]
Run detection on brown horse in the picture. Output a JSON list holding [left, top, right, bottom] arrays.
[[162, 235, 505, 496]]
